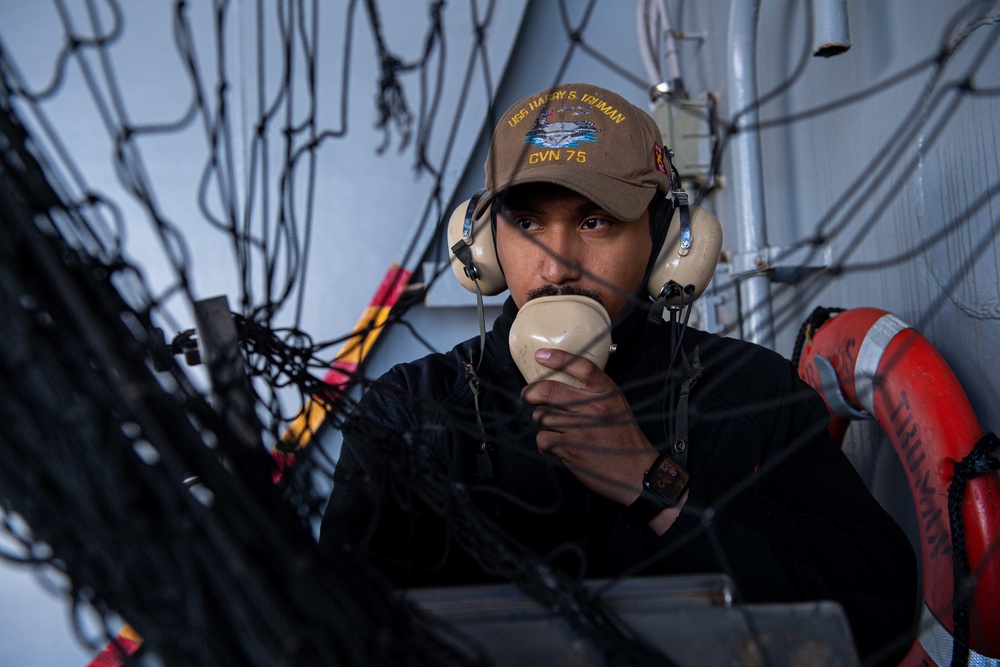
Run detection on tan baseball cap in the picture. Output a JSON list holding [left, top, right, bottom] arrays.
[[475, 83, 672, 222]]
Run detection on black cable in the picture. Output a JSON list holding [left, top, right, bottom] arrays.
[[789, 306, 845, 371], [947, 432, 1000, 667]]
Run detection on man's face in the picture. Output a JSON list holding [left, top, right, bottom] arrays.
[[495, 184, 653, 323]]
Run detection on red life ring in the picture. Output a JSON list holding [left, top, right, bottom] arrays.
[[796, 307, 1000, 666]]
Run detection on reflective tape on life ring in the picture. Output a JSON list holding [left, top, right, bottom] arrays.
[[854, 313, 909, 415], [919, 603, 1000, 667]]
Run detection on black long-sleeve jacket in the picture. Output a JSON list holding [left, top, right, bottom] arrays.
[[321, 297, 917, 663]]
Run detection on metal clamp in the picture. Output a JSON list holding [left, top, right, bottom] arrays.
[[813, 355, 872, 421]]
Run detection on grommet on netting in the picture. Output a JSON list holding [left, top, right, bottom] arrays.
[[948, 432, 1000, 667]]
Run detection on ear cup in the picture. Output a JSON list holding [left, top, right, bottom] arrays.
[[647, 204, 723, 306], [447, 195, 507, 295]]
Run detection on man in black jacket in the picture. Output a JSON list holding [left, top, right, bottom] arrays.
[[321, 83, 917, 663]]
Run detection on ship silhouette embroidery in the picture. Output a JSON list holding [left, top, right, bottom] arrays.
[[524, 108, 601, 149]]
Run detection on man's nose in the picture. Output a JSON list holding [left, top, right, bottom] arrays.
[[539, 231, 582, 285]]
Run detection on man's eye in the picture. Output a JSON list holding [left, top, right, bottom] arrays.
[[515, 217, 539, 231], [582, 217, 612, 230]]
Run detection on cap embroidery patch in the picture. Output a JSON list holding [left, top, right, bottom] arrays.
[[654, 144, 668, 174], [524, 106, 601, 149]]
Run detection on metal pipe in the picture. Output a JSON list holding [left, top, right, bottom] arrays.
[[727, 0, 775, 349], [813, 0, 852, 58]]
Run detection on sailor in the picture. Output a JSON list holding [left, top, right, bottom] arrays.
[[321, 83, 917, 665]]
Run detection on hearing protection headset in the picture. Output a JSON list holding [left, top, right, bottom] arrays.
[[448, 186, 722, 308]]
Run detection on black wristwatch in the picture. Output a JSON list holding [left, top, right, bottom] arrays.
[[628, 454, 690, 523]]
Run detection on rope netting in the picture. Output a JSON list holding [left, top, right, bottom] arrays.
[[1, 1, 998, 665]]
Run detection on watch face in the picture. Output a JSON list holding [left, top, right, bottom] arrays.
[[647, 456, 689, 502]]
